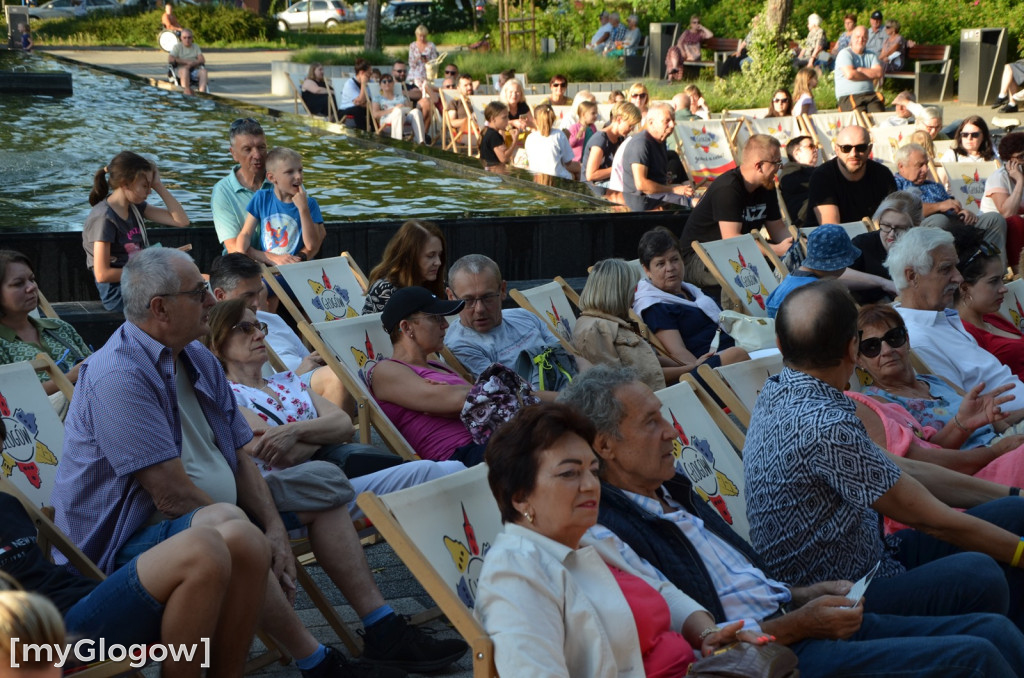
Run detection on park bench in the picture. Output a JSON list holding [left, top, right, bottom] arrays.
[[694, 37, 741, 74], [883, 43, 952, 102]]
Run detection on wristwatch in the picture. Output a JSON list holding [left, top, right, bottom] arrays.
[[297, 253, 308, 261]]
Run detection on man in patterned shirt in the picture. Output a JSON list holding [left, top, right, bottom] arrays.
[[744, 279, 1024, 630], [559, 365, 1024, 675]]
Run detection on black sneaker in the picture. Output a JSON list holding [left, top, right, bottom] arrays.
[[1002, 102, 1019, 113], [993, 95, 1009, 109], [360, 614, 468, 673], [300, 646, 407, 678]]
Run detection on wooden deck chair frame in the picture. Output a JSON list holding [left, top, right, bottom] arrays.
[[695, 352, 785, 429], [356, 470, 497, 678], [261, 256, 369, 328], [298, 318, 419, 460], [288, 71, 319, 119], [691, 234, 781, 317], [750, 230, 789, 278], [440, 90, 480, 157], [508, 280, 583, 357], [678, 374, 747, 455], [36, 289, 58, 319]]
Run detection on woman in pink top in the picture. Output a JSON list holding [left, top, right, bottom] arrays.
[[368, 286, 488, 465]]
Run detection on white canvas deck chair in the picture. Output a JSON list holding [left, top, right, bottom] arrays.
[[738, 117, 803, 162], [357, 464, 499, 678], [262, 255, 368, 327], [508, 279, 582, 356], [301, 313, 419, 460], [944, 160, 1000, 216], [802, 111, 861, 160], [673, 118, 740, 187], [655, 378, 751, 541], [440, 90, 481, 156], [997, 279, 1024, 333], [692, 234, 782, 317], [696, 352, 785, 428], [866, 125, 907, 165], [792, 218, 874, 254]]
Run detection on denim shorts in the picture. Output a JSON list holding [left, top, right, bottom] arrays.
[[114, 508, 201, 568], [64, 556, 163, 645]]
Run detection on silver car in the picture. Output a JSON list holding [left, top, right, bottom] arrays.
[[29, 0, 120, 20], [276, 0, 349, 31]]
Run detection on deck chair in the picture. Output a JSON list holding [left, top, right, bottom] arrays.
[[997, 279, 1024, 333], [440, 90, 481, 156], [801, 111, 861, 160], [654, 378, 751, 541], [737, 117, 803, 161], [692, 234, 781, 317], [329, 75, 366, 130], [944, 161, 1000, 216], [672, 118, 740, 186], [357, 465, 498, 678], [790, 218, 873, 256], [696, 352, 785, 428], [29, 289, 58, 319], [300, 314, 419, 460], [508, 279, 582, 356], [288, 71, 322, 119], [488, 72, 526, 92], [931, 139, 955, 157], [262, 256, 368, 327]]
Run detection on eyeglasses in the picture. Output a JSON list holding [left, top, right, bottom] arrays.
[[878, 221, 910, 237], [858, 326, 908, 358], [230, 117, 263, 135], [961, 242, 1001, 271], [454, 292, 501, 308], [181, 34, 193, 40], [444, 69, 458, 75], [232, 320, 268, 335], [760, 158, 784, 169], [836, 143, 871, 154], [960, 131, 982, 139], [150, 285, 210, 306]]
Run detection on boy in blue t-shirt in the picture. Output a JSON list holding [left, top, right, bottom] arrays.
[[234, 147, 325, 265]]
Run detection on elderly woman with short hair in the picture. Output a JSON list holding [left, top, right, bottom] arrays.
[[407, 24, 438, 87], [846, 191, 921, 304], [888, 226, 1024, 409], [501, 78, 535, 133], [476, 403, 760, 678]]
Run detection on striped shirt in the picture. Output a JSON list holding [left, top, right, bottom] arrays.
[[52, 322, 252, 574], [588, 488, 790, 631]]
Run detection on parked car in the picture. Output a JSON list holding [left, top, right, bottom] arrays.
[[276, 0, 349, 30], [29, 0, 120, 20], [381, 0, 482, 24]]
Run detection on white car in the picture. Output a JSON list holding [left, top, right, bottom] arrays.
[[29, 0, 120, 19], [276, 0, 349, 31]]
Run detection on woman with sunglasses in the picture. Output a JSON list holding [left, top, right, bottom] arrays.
[[665, 15, 712, 81], [849, 303, 1024, 489], [626, 82, 649, 117], [765, 88, 792, 118], [941, 116, 996, 163], [371, 72, 426, 144]]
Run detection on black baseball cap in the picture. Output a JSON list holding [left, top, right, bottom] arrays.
[[381, 286, 465, 333], [870, 10, 882, 19]]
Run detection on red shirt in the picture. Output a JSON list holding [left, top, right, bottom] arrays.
[[962, 313, 1024, 382]]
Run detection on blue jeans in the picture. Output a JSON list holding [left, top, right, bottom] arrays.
[[95, 281, 123, 312], [114, 509, 200, 568], [792, 612, 1024, 678], [865, 497, 1024, 628], [65, 556, 163, 645]]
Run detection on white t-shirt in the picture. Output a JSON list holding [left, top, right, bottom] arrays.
[[525, 131, 574, 180], [981, 167, 1022, 214], [607, 135, 635, 192], [940, 149, 986, 164], [259, 310, 308, 372]]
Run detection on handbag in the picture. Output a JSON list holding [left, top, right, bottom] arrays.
[[513, 345, 577, 392], [717, 311, 776, 352], [460, 362, 541, 445], [687, 642, 799, 678]]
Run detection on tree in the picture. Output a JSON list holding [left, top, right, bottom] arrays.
[[365, 0, 380, 51]]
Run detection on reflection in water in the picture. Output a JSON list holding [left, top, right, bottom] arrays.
[[0, 52, 603, 232]]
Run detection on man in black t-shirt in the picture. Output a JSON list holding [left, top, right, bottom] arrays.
[[805, 125, 897, 227], [679, 134, 792, 288], [620, 103, 693, 204]]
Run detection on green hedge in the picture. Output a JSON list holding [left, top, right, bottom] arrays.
[[289, 47, 404, 65], [446, 48, 624, 83]]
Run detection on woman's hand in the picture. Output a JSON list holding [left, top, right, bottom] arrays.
[[151, 166, 164, 190], [701, 621, 773, 656], [251, 424, 304, 467], [957, 381, 1014, 430]]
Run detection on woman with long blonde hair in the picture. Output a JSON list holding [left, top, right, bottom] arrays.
[[525, 103, 579, 180]]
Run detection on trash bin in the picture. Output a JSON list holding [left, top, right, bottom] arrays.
[[648, 22, 679, 80], [959, 27, 1007, 105]]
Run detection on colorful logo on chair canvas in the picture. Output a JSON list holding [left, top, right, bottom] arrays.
[[544, 298, 573, 342], [308, 268, 359, 321], [443, 503, 490, 608], [955, 169, 984, 209], [729, 249, 768, 310], [349, 330, 388, 385], [0, 391, 57, 489], [687, 125, 721, 153], [1008, 295, 1024, 332], [667, 410, 739, 525]]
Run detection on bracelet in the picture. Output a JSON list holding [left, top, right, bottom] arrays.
[[699, 625, 721, 641], [953, 414, 970, 433], [1012, 537, 1024, 569], [1012, 487, 1022, 497]]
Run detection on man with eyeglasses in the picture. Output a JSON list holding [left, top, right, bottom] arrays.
[[444, 254, 577, 390], [805, 125, 896, 228], [894, 143, 1007, 262], [211, 117, 274, 257], [834, 26, 884, 113], [54, 247, 469, 678], [678, 134, 792, 289], [167, 29, 207, 95]]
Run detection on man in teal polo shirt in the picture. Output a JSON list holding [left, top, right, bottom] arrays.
[[210, 118, 273, 260]]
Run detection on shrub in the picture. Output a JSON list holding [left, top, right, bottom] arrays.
[[290, 47, 403, 65]]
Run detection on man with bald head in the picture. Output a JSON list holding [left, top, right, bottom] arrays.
[[679, 134, 793, 288], [805, 125, 896, 227], [834, 25, 883, 112], [620, 103, 693, 204]]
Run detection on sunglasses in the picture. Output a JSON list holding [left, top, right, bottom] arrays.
[[773, 97, 789, 103], [393, 69, 406, 74], [960, 131, 982, 139], [443, 84, 456, 89], [961, 241, 1001, 271], [631, 93, 648, 99], [232, 320, 268, 335], [858, 326, 908, 358], [551, 82, 566, 88], [836, 143, 871, 154], [381, 78, 393, 83], [445, 69, 458, 75], [230, 117, 263, 133]]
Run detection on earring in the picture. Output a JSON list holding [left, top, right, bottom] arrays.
[[522, 511, 533, 523]]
